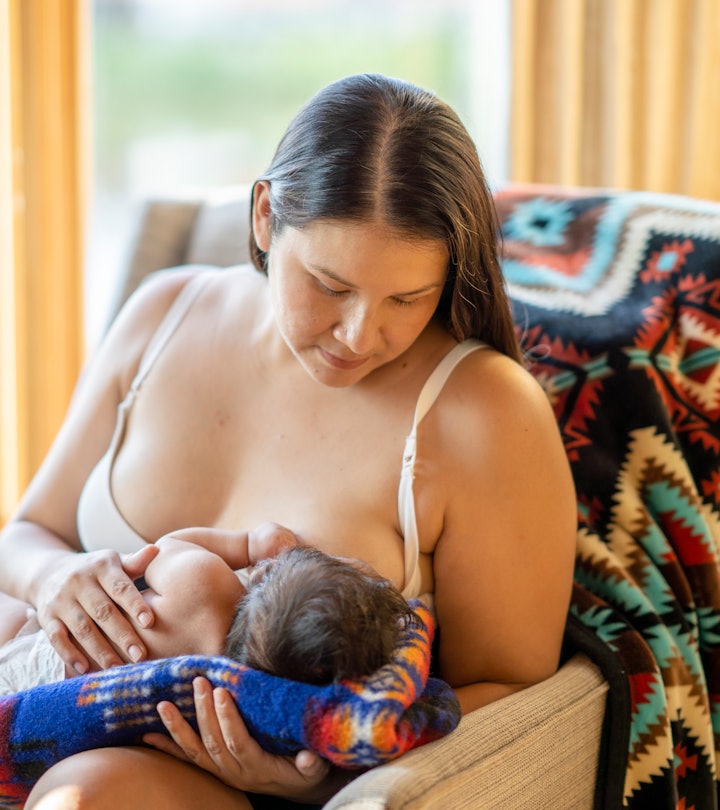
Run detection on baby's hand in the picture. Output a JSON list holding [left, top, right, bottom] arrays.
[[247, 522, 299, 565]]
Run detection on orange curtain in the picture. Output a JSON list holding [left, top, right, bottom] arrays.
[[0, 0, 88, 524], [510, 0, 720, 200]]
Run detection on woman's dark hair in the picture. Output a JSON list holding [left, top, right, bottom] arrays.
[[249, 73, 521, 362], [225, 545, 419, 684]]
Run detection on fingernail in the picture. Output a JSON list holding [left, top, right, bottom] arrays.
[[138, 611, 151, 628], [128, 644, 143, 662], [73, 661, 87, 675]]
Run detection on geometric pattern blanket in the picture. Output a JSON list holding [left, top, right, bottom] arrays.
[[0, 601, 459, 810], [498, 186, 720, 810]]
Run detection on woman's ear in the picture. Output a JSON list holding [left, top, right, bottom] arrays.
[[252, 181, 272, 252]]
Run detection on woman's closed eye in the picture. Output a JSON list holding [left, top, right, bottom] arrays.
[[392, 296, 420, 308], [316, 277, 420, 308], [315, 278, 347, 297]]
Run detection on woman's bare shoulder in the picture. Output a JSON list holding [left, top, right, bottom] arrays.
[[113, 264, 262, 324], [430, 345, 575, 567], [437, 347, 557, 443], [115, 265, 263, 330], [101, 266, 264, 388]]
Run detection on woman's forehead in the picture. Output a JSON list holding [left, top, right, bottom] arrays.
[[281, 221, 448, 280]]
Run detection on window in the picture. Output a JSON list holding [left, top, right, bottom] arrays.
[[87, 0, 510, 345]]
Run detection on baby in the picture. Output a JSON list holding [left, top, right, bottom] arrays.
[[228, 544, 416, 684], [0, 529, 416, 695]]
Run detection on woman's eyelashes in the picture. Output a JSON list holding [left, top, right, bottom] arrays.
[[314, 276, 419, 308], [314, 277, 346, 297]]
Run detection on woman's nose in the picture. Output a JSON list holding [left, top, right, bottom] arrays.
[[334, 304, 380, 355]]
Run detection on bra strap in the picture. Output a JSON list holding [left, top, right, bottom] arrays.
[[399, 340, 486, 597], [130, 271, 214, 393]]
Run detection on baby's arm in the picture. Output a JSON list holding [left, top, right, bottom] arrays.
[[162, 523, 298, 569], [0, 591, 34, 646], [246, 522, 298, 565]]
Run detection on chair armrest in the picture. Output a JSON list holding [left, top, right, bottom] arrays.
[[324, 653, 607, 810]]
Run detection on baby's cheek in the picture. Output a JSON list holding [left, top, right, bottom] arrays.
[[138, 624, 170, 660]]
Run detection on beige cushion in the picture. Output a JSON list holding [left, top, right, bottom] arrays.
[[107, 198, 202, 323], [185, 189, 251, 267], [107, 187, 252, 326]]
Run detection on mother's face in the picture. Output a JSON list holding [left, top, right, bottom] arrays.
[[252, 183, 449, 388]]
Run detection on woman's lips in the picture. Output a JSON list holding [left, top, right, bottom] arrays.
[[319, 347, 369, 370]]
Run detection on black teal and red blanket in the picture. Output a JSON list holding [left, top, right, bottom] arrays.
[[0, 601, 459, 809], [498, 185, 720, 810]]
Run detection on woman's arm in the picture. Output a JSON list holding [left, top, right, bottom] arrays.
[[0, 270, 199, 674], [432, 351, 577, 714]]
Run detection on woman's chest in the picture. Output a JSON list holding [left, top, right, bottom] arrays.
[[111, 367, 421, 584]]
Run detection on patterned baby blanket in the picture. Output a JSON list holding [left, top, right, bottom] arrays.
[[498, 186, 720, 809], [0, 601, 459, 809]]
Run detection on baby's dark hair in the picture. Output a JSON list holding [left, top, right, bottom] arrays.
[[224, 545, 418, 684]]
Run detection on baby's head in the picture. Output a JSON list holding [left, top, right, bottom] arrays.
[[132, 536, 245, 661], [225, 544, 417, 684]]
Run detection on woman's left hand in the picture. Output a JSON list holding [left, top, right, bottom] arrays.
[[143, 677, 332, 801]]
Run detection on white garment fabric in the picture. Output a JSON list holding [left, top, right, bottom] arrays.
[[0, 612, 66, 696]]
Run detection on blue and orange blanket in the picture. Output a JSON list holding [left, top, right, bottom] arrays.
[[0, 601, 459, 809], [498, 186, 720, 810]]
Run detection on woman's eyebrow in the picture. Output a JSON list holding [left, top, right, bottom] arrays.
[[312, 264, 444, 296]]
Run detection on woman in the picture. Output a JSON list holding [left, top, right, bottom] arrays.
[[0, 74, 576, 808]]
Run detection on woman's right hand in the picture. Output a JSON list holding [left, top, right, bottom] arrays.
[[35, 544, 159, 674], [145, 677, 338, 802]]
